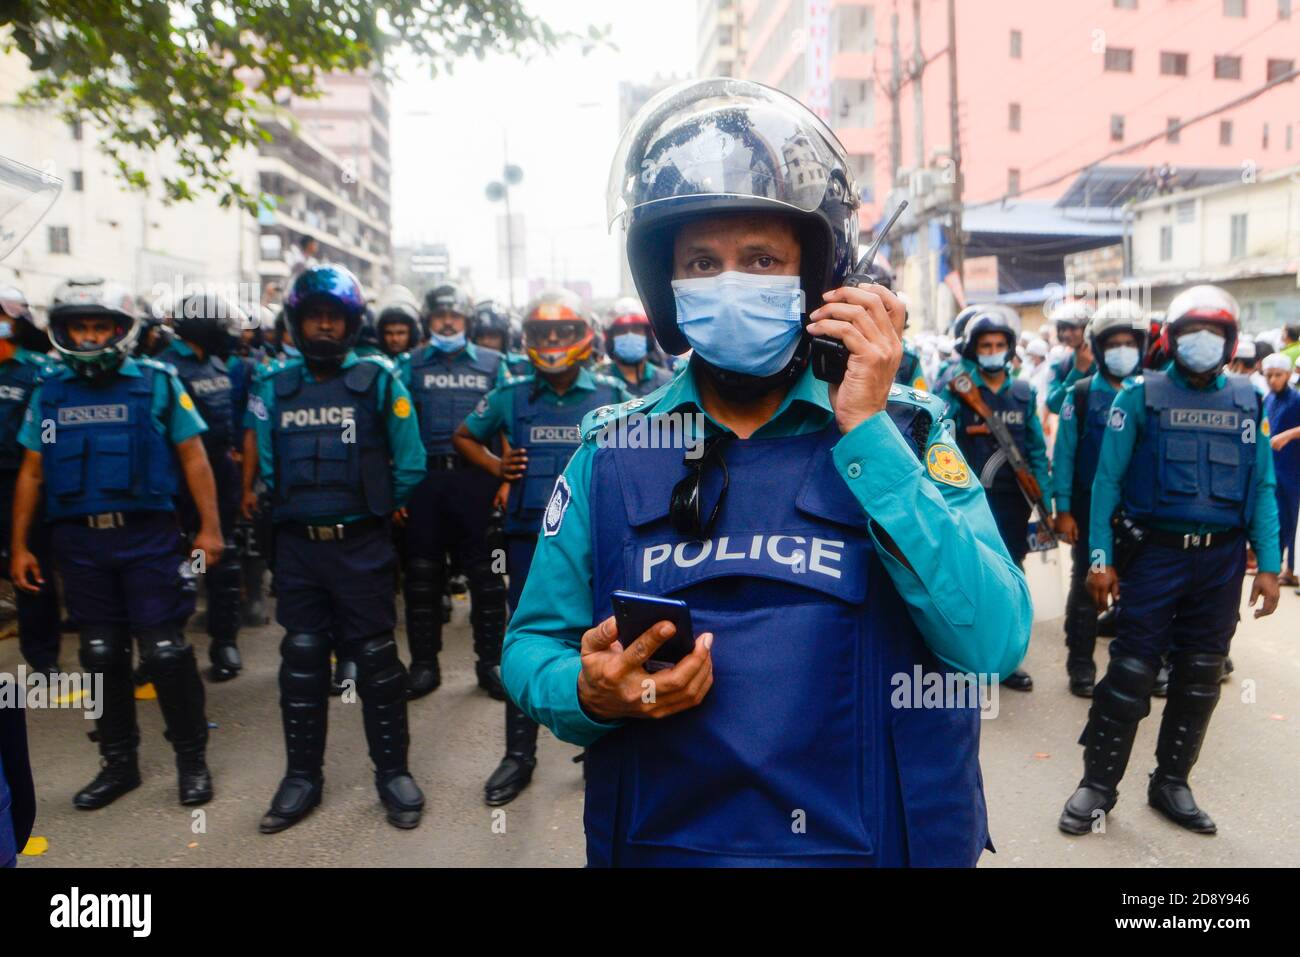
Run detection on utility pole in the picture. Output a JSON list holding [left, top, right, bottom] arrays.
[[946, 0, 965, 283], [911, 0, 925, 168], [889, 7, 903, 188]]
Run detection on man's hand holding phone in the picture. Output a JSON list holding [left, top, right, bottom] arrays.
[[577, 615, 714, 721]]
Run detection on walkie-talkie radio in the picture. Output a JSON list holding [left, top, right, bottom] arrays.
[[810, 200, 909, 385]]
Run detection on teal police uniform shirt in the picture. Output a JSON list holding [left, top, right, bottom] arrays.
[[1047, 353, 1094, 415], [938, 359, 1051, 497], [599, 358, 674, 393], [499, 361, 1032, 747], [19, 355, 208, 452], [463, 366, 632, 446], [1088, 364, 1282, 572], [243, 351, 427, 523], [1051, 373, 1122, 514]]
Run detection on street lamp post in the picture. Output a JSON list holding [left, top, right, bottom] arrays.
[[486, 154, 523, 308]]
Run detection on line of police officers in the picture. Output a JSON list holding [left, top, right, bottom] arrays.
[[0, 264, 676, 831]]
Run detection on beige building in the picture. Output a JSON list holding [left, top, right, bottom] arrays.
[[1129, 162, 1300, 331], [697, 0, 744, 77]]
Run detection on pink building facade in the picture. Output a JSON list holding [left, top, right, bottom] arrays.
[[737, 0, 1300, 223]]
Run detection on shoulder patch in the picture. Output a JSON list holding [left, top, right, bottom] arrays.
[[926, 443, 971, 487], [392, 394, 412, 419], [1061, 399, 1075, 420], [246, 393, 269, 421], [472, 396, 490, 417], [542, 475, 572, 537], [1108, 407, 1127, 431], [178, 390, 195, 411]]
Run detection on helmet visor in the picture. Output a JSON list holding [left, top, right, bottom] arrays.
[[606, 78, 854, 230], [0, 155, 62, 262]]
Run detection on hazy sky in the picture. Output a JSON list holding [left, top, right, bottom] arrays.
[[390, 0, 696, 303]]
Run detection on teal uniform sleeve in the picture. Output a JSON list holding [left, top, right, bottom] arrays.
[[1046, 361, 1086, 415], [1052, 387, 1080, 513], [464, 385, 512, 443], [1087, 382, 1145, 567], [18, 385, 44, 451], [1249, 417, 1282, 574], [499, 442, 624, 746], [376, 370, 427, 508], [248, 374, 276, 490], [155, 368, 208, 445], [831, 408, 1032, 680], [1025, 386, 1051, 504]]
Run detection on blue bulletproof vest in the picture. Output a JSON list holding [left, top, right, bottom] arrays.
[[0, 358, 44, 470], [1122, 371, 1258, 528], [1072, 376, 1114, 503], [165, 347, 235, 448], [409, 346, 502, 456], [956, 376, 1031, 493], [39, 365, 180, 519], [584, 410, 988, 867], [270, 361, 394, 522], [506, 377, 623, 536]]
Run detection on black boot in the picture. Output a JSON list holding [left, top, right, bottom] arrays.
[[1059, 656, 1159, 835], [485, 701, 538, 806], [1064, 540, 1098, 697], [206, 550, 243, 681], [355, 633, 424, 828], [1067, 655, 1096, 698], [469, 564, 508, 701], [144, 636, 213, 806], [1148, 653, 1223, 835], [261, 632, 329, 834], [404, 558, 443, 700], [1002, 668, 1033, 691], [74, 626, 141, 809]]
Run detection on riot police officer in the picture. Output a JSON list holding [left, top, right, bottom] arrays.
[[597, 299, 675, 397], [1060, 285, 1280, 836], [0, 285, 60, 674], [453, 289, 629, 806], [400, 281, 509, 699], [931, 304, 980, 392], [498, 79, 1030, 866], [1046, 299, 1095, 414], [10, 277, 222, 808], [1051, 299, 1147, 696], [473, 300, 530, 377], [375, 285, 421, 371], [938, 303, 1048, 691], [244, 264, 428, 832], [161, 292, 247, 680]]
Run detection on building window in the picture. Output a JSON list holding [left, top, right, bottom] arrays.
[[1008, 168, 1021, 195], [1288, 124, 1294, 149], [1176, 200, 1196, 223], [71, 169, 84, 192], [1224, 0, 1246, 14], [835, 5, 874, 53], [1282, 0, 1293, 18], [1263, 122, 1270, 148], [1230, 213, 1248, 257], [1110, 114, 1125, 141], [1010, 29, 1022, 58], [1104, 47, 1134, 72], [849, 153, 875, 203], [1115, 0, 1137, 7], [1009, 103, 1021, 131], [1160, 51, 1189, 75], [1267, 58, 1295, 81], [1214, 55, 1242, 79], [69, 119, 82, 141], [48, 226, 70, 254], [1167, 116, 1182, 142], [1159, 225, 1173, 261], [1220, 119, 1234, 144]]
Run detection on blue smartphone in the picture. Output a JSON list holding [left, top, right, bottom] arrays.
[[610, 590, 695, 671]]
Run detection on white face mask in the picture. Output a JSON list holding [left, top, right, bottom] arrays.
[[1103, 345, 1140, 378]]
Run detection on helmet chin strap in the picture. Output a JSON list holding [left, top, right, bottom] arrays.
[[694, 338, 810, 402]]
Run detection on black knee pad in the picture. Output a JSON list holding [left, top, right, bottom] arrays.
[[404, 558, 439, 605], [1169, 652, 1224, 688], [79, 624, 131, 673], [351, 633, 407, 704], [138, 631, 195, 679], [467, 562, 507, 600], [280, 632, 331, 697], [1095, 656, 1159, 721]]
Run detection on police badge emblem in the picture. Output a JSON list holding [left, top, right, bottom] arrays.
[[542, 475, 572, 537], [1108, 407, 1127, 431]]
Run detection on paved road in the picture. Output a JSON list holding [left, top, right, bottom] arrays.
[[3, 572, 1296, 868]]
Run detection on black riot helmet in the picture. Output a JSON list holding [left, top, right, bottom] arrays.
[[472, 299, 512, 349], [424, 282, 475, 334], [174, 290, 246, 359], [609, 79, 861, 373], [375, 284, 422, 354]]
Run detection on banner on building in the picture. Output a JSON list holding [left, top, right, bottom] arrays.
[[804, 1, 832, 121]]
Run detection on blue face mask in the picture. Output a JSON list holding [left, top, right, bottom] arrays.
[[671, 272, 805, 378], [1103, 345, 1140, 378], [977, 351, 1008, 371], [1175, 330, 1225, 373], [611, 331, 648, 364], [430, 330, 467, 353]]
